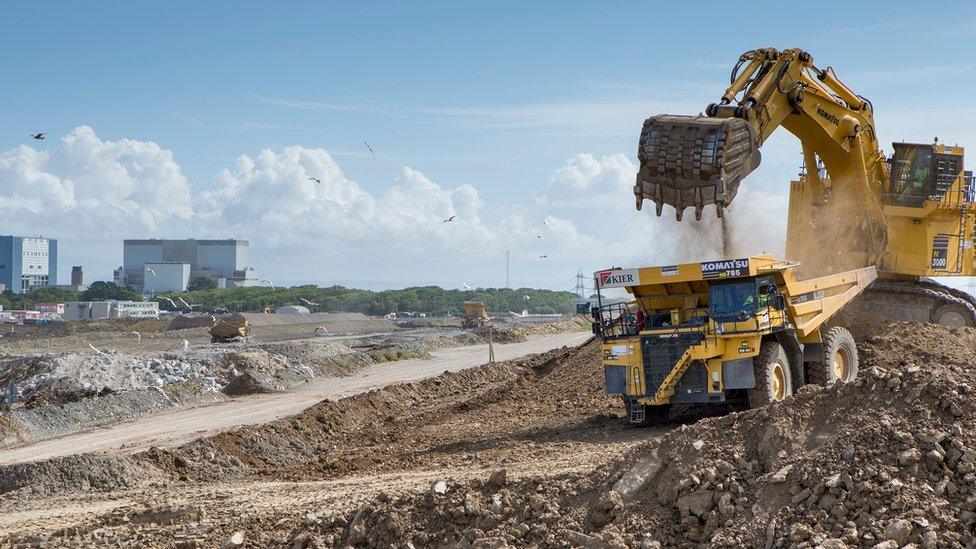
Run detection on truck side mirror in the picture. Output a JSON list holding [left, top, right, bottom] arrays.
[[773, 294, 786, 309]]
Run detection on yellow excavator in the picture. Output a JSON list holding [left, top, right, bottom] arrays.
[[635, 47, 976, 327]]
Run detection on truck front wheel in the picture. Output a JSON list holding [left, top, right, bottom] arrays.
[[748, 341, 793, 407]]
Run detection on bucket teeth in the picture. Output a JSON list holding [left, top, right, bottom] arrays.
[[635, 114, 761, 220]]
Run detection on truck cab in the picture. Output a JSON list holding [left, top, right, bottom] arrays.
[[593, 254, 875, 425]]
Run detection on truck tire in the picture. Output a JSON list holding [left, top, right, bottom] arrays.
[[932, 302, 974, 328], [748, 341, 792, 407], [807, 326, 858, 385]]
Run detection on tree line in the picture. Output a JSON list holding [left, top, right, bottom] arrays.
[[0, 282, 580, 316]]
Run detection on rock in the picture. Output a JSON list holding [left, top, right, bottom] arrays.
[[226, 531, 244, 547], [432, 481, 448, 495], [692, 440, 705, 451], [676, 490, 714, 518], [771, 464, 793, 483], [883, 519, 912, 546], [920, 530, 937, 549], [897, 449, 920, 466], [590, 491, 623, 527], [614, 451, 662, 498], [487, 469, 507, 488], [817, 539, 848, 549], [925, 450, 944, 464], [872, 542, 898, 549]]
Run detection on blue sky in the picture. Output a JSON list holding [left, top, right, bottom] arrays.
[[2, 3, 975, 291]]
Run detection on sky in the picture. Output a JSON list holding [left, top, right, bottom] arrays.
[[1, 2, 975, 292]]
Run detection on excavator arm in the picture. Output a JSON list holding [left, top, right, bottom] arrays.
[[636, 48, 889, 269]]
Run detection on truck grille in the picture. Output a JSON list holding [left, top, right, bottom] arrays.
[[641, 332, 706, 395]]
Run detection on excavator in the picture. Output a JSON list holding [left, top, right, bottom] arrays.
[[634, 47, 976, 327]]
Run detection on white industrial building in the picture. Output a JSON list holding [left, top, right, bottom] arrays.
[[143, 262, 191, 293], [118, 239, 256, 292], [64, 301, 160, 320]]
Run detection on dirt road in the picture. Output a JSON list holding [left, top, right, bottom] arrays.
[[0, 332, 591, 465]]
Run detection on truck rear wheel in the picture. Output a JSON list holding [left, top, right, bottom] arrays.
[[807, 326, 858, 385], [748, 341, 792, 407]]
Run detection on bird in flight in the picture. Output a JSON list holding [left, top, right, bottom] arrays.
[[300, 297, 319, 307], [364, 141, 375, 159], [463, 282, 472, 291], [443, 215, 457, 223], [543, 219, 550, 227], [308, 177, 321, 184], [536, 234, 543, 239], [523, 295, 531, 300], [262, 279, 277, 291], [31, 133, 45, 140], [144, 265, 157, 277], [539, 254, 549, 259]]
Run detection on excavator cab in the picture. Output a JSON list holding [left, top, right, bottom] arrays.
[[887, 142, 969, 207]]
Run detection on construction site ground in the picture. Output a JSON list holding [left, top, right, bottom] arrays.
[[3, 319, 976, 547]]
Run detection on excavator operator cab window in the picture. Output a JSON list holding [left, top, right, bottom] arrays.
[[888, 143, 933, 207]]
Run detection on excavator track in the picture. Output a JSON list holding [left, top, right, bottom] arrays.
[[865, 279, 976, 327]]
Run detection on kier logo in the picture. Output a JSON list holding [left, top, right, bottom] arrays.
[[597, 269, 639, 288]]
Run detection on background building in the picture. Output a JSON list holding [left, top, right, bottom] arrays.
[[64, 301, 159, 320], [143, 262, 191, 293], [119, 239, 255, 292], [0, 235, 58, 293]]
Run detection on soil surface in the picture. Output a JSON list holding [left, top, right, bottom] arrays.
[[3, 321, 971, 548]]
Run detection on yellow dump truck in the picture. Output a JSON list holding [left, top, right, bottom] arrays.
[[209, 314, 249, 343], [462, 301, 490, 329], [593, 254, 876, 425]]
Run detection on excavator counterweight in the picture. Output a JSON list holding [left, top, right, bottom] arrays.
[[635, 115, 761, 220]]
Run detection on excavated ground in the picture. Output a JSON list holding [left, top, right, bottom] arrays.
[[2, 322, 974, 548]]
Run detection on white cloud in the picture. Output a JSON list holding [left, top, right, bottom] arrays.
[[0, 126, 192, 236], [0, 127, 790, 289]]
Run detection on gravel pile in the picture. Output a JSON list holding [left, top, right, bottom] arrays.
[[282, 322, 976, 548]]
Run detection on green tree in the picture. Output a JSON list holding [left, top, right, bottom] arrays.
[[80, 281, 143, 302], [187, 277, 217, 291]]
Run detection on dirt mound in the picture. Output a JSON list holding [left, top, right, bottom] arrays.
[[0, 454, 158, 499], [139, 339, 605, 484], [279, 322, 976, 547]]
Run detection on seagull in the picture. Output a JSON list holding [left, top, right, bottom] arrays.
[[308, 177, 321, 184], [300, 297, 319, 307], [261, 279, 276, 291], [364, 141, 375, 159], [539, 254, 549, 259], [31, 133, 45, 140], [523, 295, 531, 300], [144, 265, 157, 277], [181, 339, 190, 351], [536, 234, 543, 239], [130, 331, 141, 341], [443, 215, 457, 223], [463, 282, 472, 291], [543, 219, 551, 227]]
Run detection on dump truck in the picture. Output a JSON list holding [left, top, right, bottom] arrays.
[[209, 314, 249, 343], [462, 301, 489, 329], [633, 47, 976, 327], [593, 254, 876, 426]]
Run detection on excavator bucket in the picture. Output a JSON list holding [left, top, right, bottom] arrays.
[[634, 115, 761, 220]]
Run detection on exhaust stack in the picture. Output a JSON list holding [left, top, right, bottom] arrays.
[[635, 114, 761, 220]]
